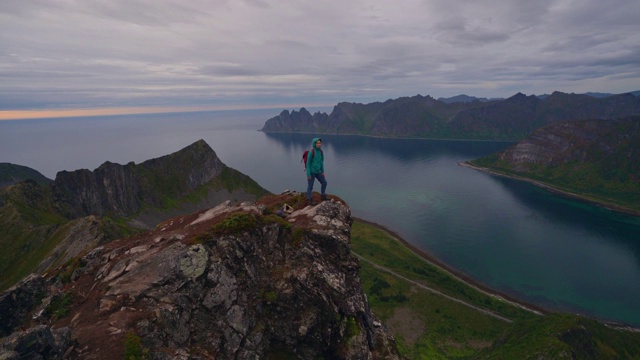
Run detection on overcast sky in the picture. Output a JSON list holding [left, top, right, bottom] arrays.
[[1, 0, 639, 118]]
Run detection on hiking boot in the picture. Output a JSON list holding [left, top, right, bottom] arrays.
[[321, 194, 328, 201], [308, 199, 316, 206]]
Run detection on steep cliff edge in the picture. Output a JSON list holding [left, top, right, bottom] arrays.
[[0, 194, 402, 359], [468, 115, 640, 214]]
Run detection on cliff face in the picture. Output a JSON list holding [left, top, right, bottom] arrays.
[[0, 194, 402, 359], [52, 139, 226, 219], [261, 92, 640, 140]]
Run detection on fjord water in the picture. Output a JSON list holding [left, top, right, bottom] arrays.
[[2, 110, 639, 326]]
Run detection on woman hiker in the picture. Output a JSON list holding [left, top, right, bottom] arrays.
[[306, 137, 328, 206]]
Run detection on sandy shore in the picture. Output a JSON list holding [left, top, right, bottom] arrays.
[[459, 161, 640, 217]]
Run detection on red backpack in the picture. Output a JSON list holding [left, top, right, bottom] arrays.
[[301, 149, 315, 170]]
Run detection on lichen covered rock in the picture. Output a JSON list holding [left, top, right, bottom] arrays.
[[2, 194, 401, 359]]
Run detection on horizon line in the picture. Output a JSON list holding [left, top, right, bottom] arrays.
[[0, 103, 336, 121]]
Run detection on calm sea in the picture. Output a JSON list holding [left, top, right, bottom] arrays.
[[2, 110, 639, 326]]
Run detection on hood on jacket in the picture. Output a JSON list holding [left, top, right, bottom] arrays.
[[312, 137, 322, 150]]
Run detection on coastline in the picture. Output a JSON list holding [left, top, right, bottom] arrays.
[[352, 216, 546, 317], [259, 129, 517, 142], [353, 216, 640, 332], [458, 161, 640, 217]]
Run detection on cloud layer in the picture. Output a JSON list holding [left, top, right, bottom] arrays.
[[1, 0, 639, 112]]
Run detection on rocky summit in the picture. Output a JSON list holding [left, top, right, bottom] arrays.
[[0, 193, 402, 359]]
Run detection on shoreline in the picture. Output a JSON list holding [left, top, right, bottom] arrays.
[[352, 216, 640, 332], [259, 129, 517, 142], [352, 216, 546, 316], [458, 161, 640, 217]]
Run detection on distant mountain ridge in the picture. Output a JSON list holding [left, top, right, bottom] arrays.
[[0, 163, 52, 187], [262, 91, 640, 140], [439, 90, 640, 103], [437, 94, 493, 103]]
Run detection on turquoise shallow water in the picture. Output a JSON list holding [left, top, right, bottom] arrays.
[[2, 110, 639, 326]]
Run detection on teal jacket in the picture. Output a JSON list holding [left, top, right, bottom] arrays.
[[306, 137, 324, 177]]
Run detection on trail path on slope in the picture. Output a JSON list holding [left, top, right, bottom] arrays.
[[352, 251, 516, 323]]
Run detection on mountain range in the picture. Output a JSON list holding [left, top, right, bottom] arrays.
[[261, 91, 640, 140], [437, 90, 640, 103]]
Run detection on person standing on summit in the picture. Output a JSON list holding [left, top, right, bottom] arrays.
[[306, 137, 328, 205]]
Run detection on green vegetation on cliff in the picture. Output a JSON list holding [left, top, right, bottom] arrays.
[[470, 116, 640, 214], [0, 180, 135, 291]]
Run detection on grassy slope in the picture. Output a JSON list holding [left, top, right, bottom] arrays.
[[470, 157, 640, 215], [351, 220, 640, 359], [469, 118, 640, 214], [0, 182, 66, 290]]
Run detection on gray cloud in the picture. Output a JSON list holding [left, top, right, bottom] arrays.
[[1, 0, 639, 112]]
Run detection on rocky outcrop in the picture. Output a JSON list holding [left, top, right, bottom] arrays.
[[51, 139, 227, 219], [0, 325, 71, 360], [0, 274, 46, 337], [0, 194, 402, 359]]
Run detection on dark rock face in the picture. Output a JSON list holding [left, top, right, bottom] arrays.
[[0, 274, 46, 337], [0, 195, 401, 359], [51, 139, 226, 219], [0, 325, 71, 360]]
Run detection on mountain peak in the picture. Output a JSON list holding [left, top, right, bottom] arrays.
[[51, 140, 226, 220]]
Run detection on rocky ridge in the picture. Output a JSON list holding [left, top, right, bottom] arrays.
[[0, 193, 402, 359], [0, 140, 269, 292], [261, 91, 640, 140], [52, 139, 228, 220]]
